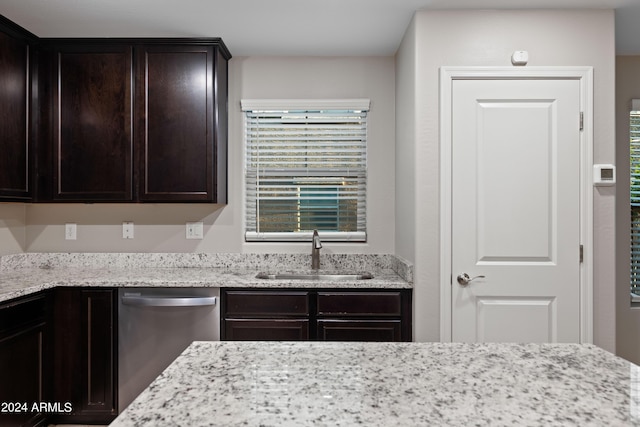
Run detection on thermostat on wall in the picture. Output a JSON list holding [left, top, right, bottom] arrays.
[[593, 164, 616, 186]]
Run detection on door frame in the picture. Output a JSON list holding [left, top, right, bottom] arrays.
[[439, 66, 593, 343]]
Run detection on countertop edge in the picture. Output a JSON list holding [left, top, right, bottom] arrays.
[[0, 267, 412, 303]]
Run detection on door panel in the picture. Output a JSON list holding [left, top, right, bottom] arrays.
[[451, 79, 580, 343], [476, 100, 554, 263], [476, 297, 556, 343]]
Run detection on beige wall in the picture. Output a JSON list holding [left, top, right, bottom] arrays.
[[394, 18, 417, 267], [616, 56, 640, 363], [17, 56, 397, 256], [232, 57, 396, 255], [0, 204, 26, 255], [395, 9, 616, 351]]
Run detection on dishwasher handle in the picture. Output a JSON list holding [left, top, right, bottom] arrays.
[[121, 294, 217, 307]]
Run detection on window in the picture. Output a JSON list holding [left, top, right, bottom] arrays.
[[242, 99, 369, 242], [631, 104, 640, 298]]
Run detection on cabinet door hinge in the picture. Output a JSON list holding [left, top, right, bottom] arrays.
[[580, 112, 584, 131], [580, 245, 584, 263]]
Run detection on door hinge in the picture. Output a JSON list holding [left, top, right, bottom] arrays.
[[579, 112, 584, 131], [579, 245, 584, 263]]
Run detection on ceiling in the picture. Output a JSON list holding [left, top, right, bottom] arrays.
[[1, 0, 639, 56]]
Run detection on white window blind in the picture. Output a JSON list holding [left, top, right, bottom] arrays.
[[243, 99, 369, 242], [631, 102, 640, 295]]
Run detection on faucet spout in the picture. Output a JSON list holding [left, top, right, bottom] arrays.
[[311, 230, 322, 270]]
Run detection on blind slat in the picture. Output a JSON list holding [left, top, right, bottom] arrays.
[[631, 110, 640, 291]]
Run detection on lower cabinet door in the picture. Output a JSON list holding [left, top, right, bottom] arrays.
[[0, 323, 47, 427], [225, 319, 309, 341], [53, 288, 117, 424], [317, 320, 402, 342], [80, 290, 116, 416]]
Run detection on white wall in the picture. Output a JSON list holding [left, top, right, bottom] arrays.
[[616, 56, 640, 364], [396, 9, 616, 351], [20, 56, 397, 256]]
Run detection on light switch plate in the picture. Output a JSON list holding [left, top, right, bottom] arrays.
[[186, 222, 204, 239]]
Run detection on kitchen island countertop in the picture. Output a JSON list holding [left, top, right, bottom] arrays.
[[110, 341, 640, 426]]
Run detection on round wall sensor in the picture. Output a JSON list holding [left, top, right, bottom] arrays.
[[511, 51, 529, 66]]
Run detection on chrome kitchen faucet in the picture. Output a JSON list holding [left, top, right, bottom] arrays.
[[311, 230, 322, 270]]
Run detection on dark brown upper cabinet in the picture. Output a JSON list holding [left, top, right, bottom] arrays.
[[38, 38, 230, 203], [52, 43, 134, 201], [136, 43, 227, 202], [0, 16, 37, 201]]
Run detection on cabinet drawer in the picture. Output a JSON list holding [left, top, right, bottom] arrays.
[[225, 319, 309, 341], [225, 291, 309, 316], [317, 320, 402, 342], [317, 292, 402, 317]]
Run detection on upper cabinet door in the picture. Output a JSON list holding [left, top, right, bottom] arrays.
[[0, 23, 32, 201], [136, 44, 219, 202], [53, 44, 134, 201]]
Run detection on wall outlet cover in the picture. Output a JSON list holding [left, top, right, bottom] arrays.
[[123, 221, 134, 239], [65, 223, 77, 240], [186, 222, 204, 239]]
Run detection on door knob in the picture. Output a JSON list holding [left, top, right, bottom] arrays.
[[457, 273, 485, 286]]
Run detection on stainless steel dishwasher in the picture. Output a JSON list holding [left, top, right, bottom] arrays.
[[118, 288, 220, 411]]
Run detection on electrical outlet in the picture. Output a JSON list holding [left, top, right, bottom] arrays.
[[65, 223, 77, 240], [186, 222, 204, 239], [123, 221, 134, 239]]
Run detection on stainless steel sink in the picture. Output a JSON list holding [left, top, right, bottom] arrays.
[[255, 272, 374, 281]]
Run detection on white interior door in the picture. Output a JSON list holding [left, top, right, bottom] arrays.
[[451, 78, 581, 343]]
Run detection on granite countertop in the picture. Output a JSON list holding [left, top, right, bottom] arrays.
[[110, 341, 640, 426], [0, 253, 412, 302]]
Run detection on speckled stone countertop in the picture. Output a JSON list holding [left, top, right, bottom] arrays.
[[110, 341, 640, 427], [0, 253, 412, 302]]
